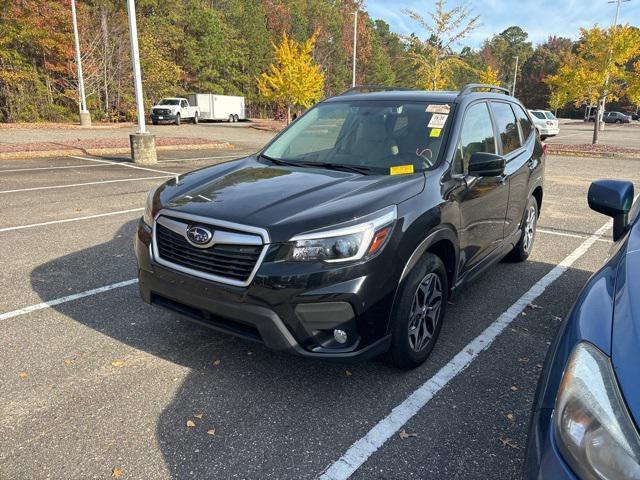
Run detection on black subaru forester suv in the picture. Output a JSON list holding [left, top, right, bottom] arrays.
[[135, 84, 544, 369]]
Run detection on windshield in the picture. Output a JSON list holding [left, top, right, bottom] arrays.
[[262, 101, 453, 174], [544, 111, 556, 119], [158, 99, 179, 105]]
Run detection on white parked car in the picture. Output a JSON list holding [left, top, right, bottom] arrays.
[[150, 98, 200, 125], [528, 110, 559, 139]]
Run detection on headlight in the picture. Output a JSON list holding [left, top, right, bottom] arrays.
[[287, 206, 396, 263], [554, 342, 640, 480], [143, 186, 159, 227]]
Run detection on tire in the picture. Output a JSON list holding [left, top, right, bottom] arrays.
[[152, 120, 158, 125], [193, 113, 199, 124], [540, 135, 548, 141], [228, 114, 234, 123], [616, 119, 622, 124], [175, 114, 181, 126], [506, 196, 538, 262], [390, 253, 448, 369]]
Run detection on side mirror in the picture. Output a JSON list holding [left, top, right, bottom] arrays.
[[468, 152, 506, 177], [588, 179, 634, 241]]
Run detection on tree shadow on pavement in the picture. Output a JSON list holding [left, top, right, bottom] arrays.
[[30, 221, 594, 479]]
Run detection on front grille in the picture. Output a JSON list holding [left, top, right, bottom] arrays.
[[154, 108, 171, 115], [155, 223, 263, 283]]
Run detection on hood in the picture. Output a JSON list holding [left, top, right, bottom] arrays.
[[157, 157, 425, 242], [611, 220, 640, 428]]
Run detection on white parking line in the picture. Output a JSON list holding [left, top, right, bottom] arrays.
[[0, 208, 143, 233], [0, 163, 119, 173], [0, 279, 138, 321], [319, 219, 613, 480], [0, 175, 171, 194], [70, 155, 178, 175], [538, 228, 612, 243]]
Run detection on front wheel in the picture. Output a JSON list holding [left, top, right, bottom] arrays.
[[175, 114, 181, 126], [506, 196, 538, 262], [616, 119, 622, 124], [390, 253, 447, 369], [193, 113, 198, 124]]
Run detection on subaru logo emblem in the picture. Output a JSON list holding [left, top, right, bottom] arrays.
[[186, 225, 213, 246]]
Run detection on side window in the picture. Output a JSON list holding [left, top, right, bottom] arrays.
[[181, 100, 187, 108], [453, 102, 496, 174], [492, 102, 521, 155], [513, 105, 533, 143]]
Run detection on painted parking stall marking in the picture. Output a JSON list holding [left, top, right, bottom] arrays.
[[319, 219, 613, 480], [0, 208, 143, 233]]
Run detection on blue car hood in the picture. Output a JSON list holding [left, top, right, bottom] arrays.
[[612, 246, 640, 429]]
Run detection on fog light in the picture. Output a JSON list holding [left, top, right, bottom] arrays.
[[333, 329, 348, 344]]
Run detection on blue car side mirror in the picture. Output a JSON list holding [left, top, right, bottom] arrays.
[[588, 179, 634, 241]]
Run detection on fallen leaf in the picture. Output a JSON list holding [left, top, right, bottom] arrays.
[[506, 413, 515, 421], [518, 357, 529, 363], [344, 369, 352, 377], [186, 420, 196, 428], [212, 360, 221, 366], [194, 413, 203, 419], [399, 429, 417, 440], [521, 311, 527, 316], [527, 303, 543, 310], [111, 467, 123, 478], [18, 371, 28, 379], [247, 351, 253, 356], [500, 437, 519, 449], [111, 360, 125, 368], [552, 315, 563, 321], [207, 428, 216, 436], [63, 358, 74, 366], [510, 386, 519, 392]]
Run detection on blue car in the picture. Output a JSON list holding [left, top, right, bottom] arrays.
[[525, 179, 640, 479]]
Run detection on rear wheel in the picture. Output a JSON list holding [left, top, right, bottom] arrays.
[[175, 114, 181, 126], [616, 119, 622, 124], [507, 196, 538, 262], [390, 253, 447, 369]]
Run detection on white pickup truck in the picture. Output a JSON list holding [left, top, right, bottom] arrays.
[[150, 97, 200, 125]]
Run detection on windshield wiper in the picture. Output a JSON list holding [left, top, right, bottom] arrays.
[[298, 162, 373, 175], [259, 153, 305, 168]]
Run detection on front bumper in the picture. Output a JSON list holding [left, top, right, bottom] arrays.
[[135, 219, 395, 361], [150, 112, 177, 122]]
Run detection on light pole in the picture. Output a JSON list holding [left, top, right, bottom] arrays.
[[126, 0, 157, 164], [70, 0, 91, 126], [597, 0, 631, 136], [351, 10, 358, 87], [511, 55, 519, 96]]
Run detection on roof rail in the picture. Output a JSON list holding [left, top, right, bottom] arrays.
[[458, 84, 510, 97], [339, 84, 413, 96]]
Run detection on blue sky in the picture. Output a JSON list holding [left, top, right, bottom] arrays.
[[365, 0, 640, 48]]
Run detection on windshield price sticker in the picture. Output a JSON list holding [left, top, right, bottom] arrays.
[[428, 113, 448, 129], [390, 164, 415, 175], [426, 104, 450, 114]]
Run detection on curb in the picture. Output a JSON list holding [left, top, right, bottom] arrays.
[[547, 149, 640, 160], [0, 142, 234, 160]]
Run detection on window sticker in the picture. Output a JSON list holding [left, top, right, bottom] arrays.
[[430, 128, 442, 138], [428, 113, 448, 128], [390, 164, 415, 175], [426, 104, 451, 114]]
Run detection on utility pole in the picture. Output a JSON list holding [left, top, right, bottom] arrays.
[[70, 0, 91, 126], [511, 55, 519, 96], [596, 0, 631, 140], [351, 10, 358, 87], [126, 0, 156, 164]]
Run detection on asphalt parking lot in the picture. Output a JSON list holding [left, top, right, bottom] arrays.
[[1, 139, 640, 479], [547, 118, 640, 148]]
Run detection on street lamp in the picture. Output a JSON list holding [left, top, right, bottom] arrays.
[[70, 0, 91, 126], [126, 0, 157, 164]]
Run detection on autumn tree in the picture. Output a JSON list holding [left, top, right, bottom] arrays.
[[403, 0, 480, 90], [546, 25, 640, 144], [257, 33, 325, 123]]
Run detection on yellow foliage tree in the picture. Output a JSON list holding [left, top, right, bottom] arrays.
[[478, 66, 500, 86], [257, 33, 325, 123], [546, 25, 640, 143]]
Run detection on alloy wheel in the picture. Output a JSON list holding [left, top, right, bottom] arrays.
[[523, 205, 537, 253], [408, 273, 443, 353]]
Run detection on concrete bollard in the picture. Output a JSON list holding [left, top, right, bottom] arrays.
[[79, 111, 92, 127], [129, 133, 157, 164]]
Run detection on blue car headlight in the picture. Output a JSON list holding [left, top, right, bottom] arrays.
[[554, 342, 640, 479]]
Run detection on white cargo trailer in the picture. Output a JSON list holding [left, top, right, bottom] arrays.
[[187, 94, 245, 122]]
